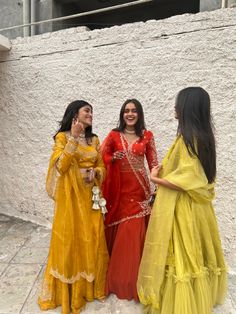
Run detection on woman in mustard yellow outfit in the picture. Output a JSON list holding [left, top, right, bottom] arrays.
[[38, 100, 109, 314], [138, 87, 227, 314]]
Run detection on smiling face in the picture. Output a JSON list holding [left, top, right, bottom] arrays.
[[77, 105, 93, 127], [123, 102, 138, 128]]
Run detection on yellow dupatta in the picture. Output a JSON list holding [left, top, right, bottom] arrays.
[[39, 132, 109, 312], [137, 136, 222, 309], [45, 132, 107, 283]]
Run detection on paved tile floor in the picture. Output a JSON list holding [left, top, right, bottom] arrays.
[[0, 214, 234, 314]]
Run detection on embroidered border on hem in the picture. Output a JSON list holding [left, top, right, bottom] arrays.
[[50, 268, 95, 284], [106, 208, 151, 227]]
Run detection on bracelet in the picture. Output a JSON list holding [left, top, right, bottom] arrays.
[[68, 136, 79, 143]]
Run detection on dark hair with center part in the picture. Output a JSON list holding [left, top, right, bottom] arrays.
[[175, 87, 216, 183], [113, 98, 146, 137]]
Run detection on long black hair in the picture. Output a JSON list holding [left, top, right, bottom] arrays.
[[113, 99, 146, 137], [54, 100, 96, 143], [175, 87, 216, 183]]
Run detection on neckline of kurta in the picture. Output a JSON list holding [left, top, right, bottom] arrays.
[[121, 132, 140, 149]]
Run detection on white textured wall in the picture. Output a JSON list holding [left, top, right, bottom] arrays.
[[0, 8, 236, 312]]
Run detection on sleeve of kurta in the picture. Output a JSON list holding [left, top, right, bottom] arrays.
[[54, 133, 78, 175], [101, 132, 115, 165], [145, 132, 158, 171], [164, 139, 208, 191]]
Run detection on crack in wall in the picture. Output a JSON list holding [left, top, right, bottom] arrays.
[[0, 21, 236, 64]]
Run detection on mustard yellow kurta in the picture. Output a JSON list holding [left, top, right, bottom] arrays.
[[137, 136, 227, 314], [38, 132, 109, 314]]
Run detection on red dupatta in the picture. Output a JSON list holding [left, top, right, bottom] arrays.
[[101, 130, 158, 227], [101, 131, 121, 226]]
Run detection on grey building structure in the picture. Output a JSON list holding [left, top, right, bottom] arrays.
[[1, 0, 234, 40], [0, 0, 231, 39]]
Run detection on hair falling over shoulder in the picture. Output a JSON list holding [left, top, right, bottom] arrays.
[[175, 87, 216, 183]]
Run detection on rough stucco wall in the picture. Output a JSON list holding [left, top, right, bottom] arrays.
[[0, 8, 235, 312]]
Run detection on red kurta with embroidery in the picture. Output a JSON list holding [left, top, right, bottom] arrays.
[[102, 130, 158, 227]]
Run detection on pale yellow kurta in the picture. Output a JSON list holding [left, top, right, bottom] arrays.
[[38, 132, 109, 314], [137, 136, 227, 314]]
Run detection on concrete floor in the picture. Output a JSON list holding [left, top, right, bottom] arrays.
[[0, 214, 234, 314]]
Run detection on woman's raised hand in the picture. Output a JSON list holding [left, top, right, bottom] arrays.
[[71, 117, 84, 138]]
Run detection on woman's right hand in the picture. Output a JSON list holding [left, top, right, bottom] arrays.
[[71, 117, 84, 138], [112, 150, 125, 161]]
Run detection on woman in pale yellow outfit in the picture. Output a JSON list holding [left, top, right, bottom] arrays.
[[38, 100, 109, 314], [138, 87, 227, 314]]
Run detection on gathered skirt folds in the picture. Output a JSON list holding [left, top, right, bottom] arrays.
[[138, 196, 227, 314], [38, 210, 109, 314], [105, 215, 149, 301]]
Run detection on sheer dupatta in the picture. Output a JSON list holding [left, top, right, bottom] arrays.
[[45, 132, 107, 282], [101, 132, 121, 226], [137, 136, 226, 310], [101, 130, 158, 227]]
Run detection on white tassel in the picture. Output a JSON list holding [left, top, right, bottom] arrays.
[[99, 198, 107, 214], [93, 194, 100, 202], [92, 186, 107, 213], [92, 186, 100, 195], [92, 201, 100, 210], [92, 186, 101, 210]]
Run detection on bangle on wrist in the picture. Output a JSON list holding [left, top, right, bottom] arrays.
[[68, 136, 79, 143]]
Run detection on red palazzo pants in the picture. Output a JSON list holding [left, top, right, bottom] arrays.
[[105, 216, 149, 301]]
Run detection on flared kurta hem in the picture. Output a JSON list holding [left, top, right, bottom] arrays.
[[38, 274, 106, 314], [139, 265, 227, 314]]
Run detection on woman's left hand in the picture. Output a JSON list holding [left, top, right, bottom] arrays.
[[84, 168, 95, 184]]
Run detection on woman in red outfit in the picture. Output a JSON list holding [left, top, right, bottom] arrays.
[[101, 99, 158, 301]]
